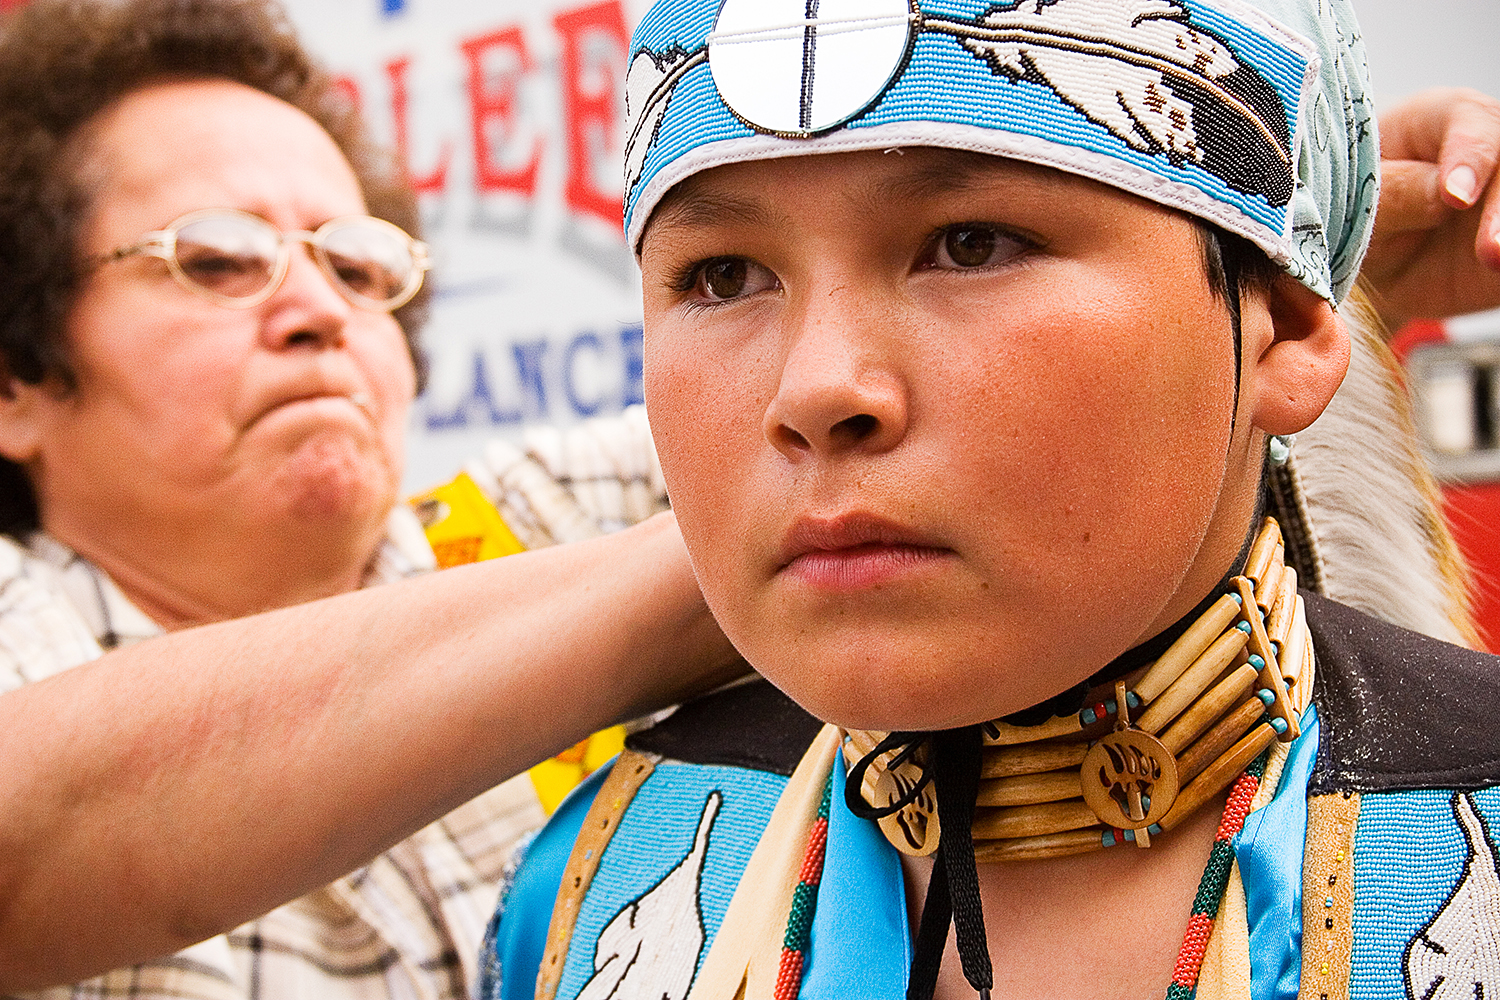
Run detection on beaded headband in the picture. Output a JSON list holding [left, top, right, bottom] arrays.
[[623, 0, 1379, 304]]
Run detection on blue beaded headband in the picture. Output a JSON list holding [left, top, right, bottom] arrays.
[[622, 0, 1379, 304]]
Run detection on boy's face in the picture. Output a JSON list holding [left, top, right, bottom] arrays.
[[641, 148, 1319, 731]]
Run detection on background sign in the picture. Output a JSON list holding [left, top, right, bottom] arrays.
[[282, 0, 651, 491]]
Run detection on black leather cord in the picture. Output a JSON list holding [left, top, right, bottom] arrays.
[[847, 726, 993, 1000], [844, 730, 935, 821], [930, 726, 992, 1000]]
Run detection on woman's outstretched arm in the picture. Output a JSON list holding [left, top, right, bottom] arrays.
[[0, 511, 741, 989]]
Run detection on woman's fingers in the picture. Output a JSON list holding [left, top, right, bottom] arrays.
[[1436, 94, 1500, 214], [1476, 150, 1500, 271], [1380, 89, 1500, 213], [1375, 160, 1447, 239], [1362, 90, 1500, 326]]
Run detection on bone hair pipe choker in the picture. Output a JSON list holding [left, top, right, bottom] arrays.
[[845, 516, 1315, 862]]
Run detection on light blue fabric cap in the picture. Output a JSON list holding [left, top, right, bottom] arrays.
[[621, 0, 1378, 305]]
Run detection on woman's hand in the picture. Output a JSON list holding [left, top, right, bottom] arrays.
[[1364, 88, 1500, 328]]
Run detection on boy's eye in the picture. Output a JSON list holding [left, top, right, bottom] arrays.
[[945, 227, 996, 267], [691, 257, 778, 302], [922, 225, 1031, 271]]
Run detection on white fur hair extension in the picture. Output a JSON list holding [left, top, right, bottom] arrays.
[[1289, 284, 1475, 646]]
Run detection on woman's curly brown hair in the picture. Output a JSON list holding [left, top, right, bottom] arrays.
[[0, 0, 429, 534]]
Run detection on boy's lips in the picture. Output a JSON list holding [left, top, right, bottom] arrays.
[[777, 514, 954, 589]]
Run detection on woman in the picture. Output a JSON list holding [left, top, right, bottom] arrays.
[[490, 0, 1500, 998], [0, 0, 739, 996]]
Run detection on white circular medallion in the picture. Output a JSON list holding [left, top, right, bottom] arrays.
[[708, 0, 915, 135]]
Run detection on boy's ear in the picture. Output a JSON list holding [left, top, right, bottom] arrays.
[[0, 372, 51, 464], [1247, 274, 1350, 436]]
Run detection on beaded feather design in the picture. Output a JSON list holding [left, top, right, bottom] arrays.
[[933, 0, 1295, 205]]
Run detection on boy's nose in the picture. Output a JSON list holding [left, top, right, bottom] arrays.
[[763, 295, 908, 460]]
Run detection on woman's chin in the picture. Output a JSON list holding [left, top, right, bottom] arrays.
[[267, 437, 398, 526]]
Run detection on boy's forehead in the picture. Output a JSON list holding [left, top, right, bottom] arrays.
[[644, 148, 1123, 245]]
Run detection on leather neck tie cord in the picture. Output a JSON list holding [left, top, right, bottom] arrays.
[[844, 516, 1315, 999], [908, 726, 993, 1000], [846, 724, 995, 1000]]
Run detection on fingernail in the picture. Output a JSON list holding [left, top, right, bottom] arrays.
[[1446, 165, 1480, 207]]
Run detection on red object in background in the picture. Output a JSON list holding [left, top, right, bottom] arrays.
[[461, 26, 544, 197], [1390, 319, 1449, 361], [386, 55, 454, 194], [1393, 319, 1500, 651], [1443, 484, 1500, 650], [0, 0, 29, 9]]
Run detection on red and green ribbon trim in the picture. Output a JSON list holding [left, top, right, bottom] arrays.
[[1165, 748, 1271, 1000], [774, 774, 833, 1000]]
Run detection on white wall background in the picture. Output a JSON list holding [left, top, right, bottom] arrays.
[[1357, 0, 1498, 106]]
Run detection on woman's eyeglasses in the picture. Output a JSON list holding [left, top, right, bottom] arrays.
[[103, 209, 430, 312]]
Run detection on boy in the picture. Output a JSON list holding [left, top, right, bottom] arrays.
[[490, 1, 1500, 998]]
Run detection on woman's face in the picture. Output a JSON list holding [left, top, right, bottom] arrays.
[[13, 79, 416, 571], [641, 149, 1324, 731]]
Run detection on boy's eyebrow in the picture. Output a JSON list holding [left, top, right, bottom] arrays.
[[870, 153, 1014, 203], [644, 151, 1049, 246], [647, 188, 772, 236]]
